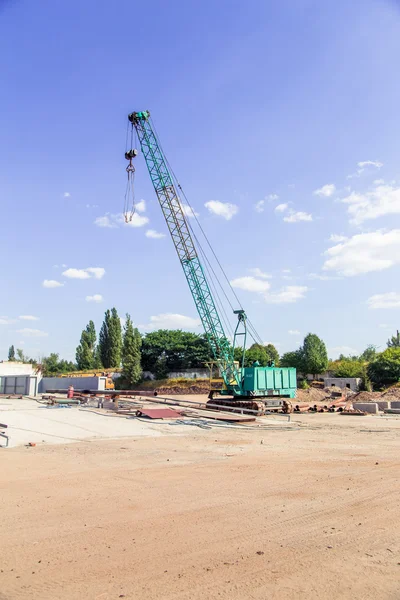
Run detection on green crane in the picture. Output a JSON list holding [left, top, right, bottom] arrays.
[[127, 111, 296, 404]]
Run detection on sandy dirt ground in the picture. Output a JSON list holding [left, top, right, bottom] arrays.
[[1, 408, 400, 600]]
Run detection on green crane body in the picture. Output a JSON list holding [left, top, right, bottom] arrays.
[[128, 111, 296, 400]]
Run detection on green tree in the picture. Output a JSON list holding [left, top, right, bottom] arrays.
[[244, 344, 268, 367], [121, 314, 142, 387], [86, 320, 96, 350], [233, 346, 244, 366], [8, 345, 15, 361], [155, 354, 169, 380], [359, 345, 377, 361], [330, 359, 365, 378], [41, 353, 76, 376], [302, 333, 328, 377], [99, 310, 111, 368], [16, 348, 28, 362], [280, 350, 305, 373], [264, 343, 280, 365], [367, 347, 400, 388], [387, 330, 400, 348], [76, 320, 97, 370], [141, 330, 211, 374], [93, 345, 103, 369], [109, 308, 122, 368]]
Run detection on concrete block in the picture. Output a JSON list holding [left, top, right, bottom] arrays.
[[376, 401, 391, 410], [390, 401, 400, 409], [353, 402, 379, 414]]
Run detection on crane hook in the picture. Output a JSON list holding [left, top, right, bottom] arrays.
[[124, 149, 138, 223]]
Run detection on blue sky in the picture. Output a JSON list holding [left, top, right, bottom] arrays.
[[1, 0, 400, 362]]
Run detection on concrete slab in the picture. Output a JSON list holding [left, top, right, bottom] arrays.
[[353, 402, 379, 414], [376, 401, 391, 410], [0, 398, 168, 448]]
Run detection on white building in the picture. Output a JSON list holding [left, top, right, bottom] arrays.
[[0, 361, 42, 396]]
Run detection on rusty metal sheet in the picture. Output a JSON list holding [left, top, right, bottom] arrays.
[[137, 408, 181, 419]]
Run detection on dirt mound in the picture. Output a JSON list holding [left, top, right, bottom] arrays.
[[381, 387, 400, 399], [351, 391, 382, 403], [296, 388, 328, 403]]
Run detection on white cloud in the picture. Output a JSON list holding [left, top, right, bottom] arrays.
[[135, 200, 146, 213], [86, 203, 98, 208], [347, 160, 383, 179], [142, 313, 201, 330], [205, 200, 238, 220], [367, 292, 400, 309], [146, 229, 166, 239], [323, 229, 400, 276], [283, 211, 313, 223], [248, 268, 271, 279], [358, 160, 383, 169], [329, 233, 347, 243], [341, 184, 400, 225], [263, 285, 308, 304], [374, 179, 384, 185], [94, 215, 117, 228], [85, 268, 105, 280], [86, 294, 103, 303], [63, 192, 70, 198], [254, 200, 265, 213], [43, 279, 64, 288], [288, 329, 301, 335], [62, 268, 90, 280], [314, 183, 336, 197], [282, 269, 291, 274], [180, 203, 199, 218], [0, 317, 16, 325], [62, 267, 105, 280], [268, 194, 279, 201], [329, 345, 359, 359], [16, 328, 48, 337], [19, 315, 39, 321], [275, 203, 288, 212], [230, 276, 271, 293]]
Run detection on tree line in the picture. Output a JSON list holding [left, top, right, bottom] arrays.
[[7, 320, 400, 390], [280, 330, 400, 390]]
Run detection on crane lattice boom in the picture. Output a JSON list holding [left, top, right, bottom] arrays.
[[129, 111, 242, 393]]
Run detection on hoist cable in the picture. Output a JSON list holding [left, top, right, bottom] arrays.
[[150, 118, 247, 312], [151, 128, 237, 315], [149, 117, 264, 345]]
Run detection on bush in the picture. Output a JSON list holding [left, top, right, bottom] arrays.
[[367, 347, 400, 389], [298, 379, 310, 389]]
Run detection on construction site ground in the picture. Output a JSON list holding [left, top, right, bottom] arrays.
[[1, 396, 399, 600]]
